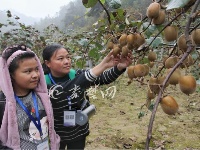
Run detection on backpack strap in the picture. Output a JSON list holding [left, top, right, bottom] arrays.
[[45, 74, 52, 84], [68, 69, 76, 80], [0, 91, 6, 127]]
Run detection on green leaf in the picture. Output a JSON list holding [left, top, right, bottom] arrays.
[[76, 58, 86, 69], [118, 24, 126, 30], [78, 38, 89, 47], [88, 48, 100, 59], [146, 37, 164, 48], [166, 0, 190, 10], [148, 102, 154, 111], [83, 0, 98, 8], [109, 0, 122, 9], [138, 111, 145, 119], [130, 20, 142, 28]]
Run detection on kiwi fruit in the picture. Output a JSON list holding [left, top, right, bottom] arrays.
[[152, 10, 166, 25], [127, 66, 136, 80], [160, 95, 179, 115], [158, 76, 169, 87], [180, 54, 194, 68], [127, 34, 137, 45], [187, 54, 194, 66], [148, 50, 157, 61], [143, 64, 150, 76], [177, 34, 194, 52], [166, 68, 181, 85], [119, 34, 127, 47], [191, 29, 200, 45], [179, 75, 196, 95], [121, 46, 129, 57], [164, 26, 178, 42], [164, 56, 178, 68], [127, 43, 134, 51], [112, 46, 121, 57], [135, 33, 145, 48], [146, 2, 160, 19], [106, 41, 114, 50], [177, 49, 183, 56], [133, 64, 146, 77]]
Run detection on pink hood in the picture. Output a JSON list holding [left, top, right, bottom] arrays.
[[0, 47, 60, 149]]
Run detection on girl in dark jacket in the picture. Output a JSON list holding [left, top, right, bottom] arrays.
[[42, 43, 132, 150]]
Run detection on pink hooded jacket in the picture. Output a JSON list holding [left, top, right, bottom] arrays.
[[0, 47, 60, 149]]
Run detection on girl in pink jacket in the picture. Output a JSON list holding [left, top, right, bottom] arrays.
[[0, 45, 60, 149]]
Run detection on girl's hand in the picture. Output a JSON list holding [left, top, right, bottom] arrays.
[[100, 50, 121, 69], [117, 51, 133, 71]]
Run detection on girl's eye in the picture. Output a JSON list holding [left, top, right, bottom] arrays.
[[58, 57, 63, 60], [24, 70, 31, 73], [66, 56, 71, 59]]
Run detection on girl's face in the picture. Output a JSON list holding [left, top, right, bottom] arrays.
[[45, 48, 71, 77], [11, 57, 40, 96]]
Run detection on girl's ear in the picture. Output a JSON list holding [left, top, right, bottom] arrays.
[[10, 73, 15, 82], [44, 60, 51, 68]]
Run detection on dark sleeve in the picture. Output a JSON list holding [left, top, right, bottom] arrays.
[[91, 66, 126, 86], [47, 69, 98, 99]]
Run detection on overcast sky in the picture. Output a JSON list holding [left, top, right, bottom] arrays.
[[0, 0, 72, 18]]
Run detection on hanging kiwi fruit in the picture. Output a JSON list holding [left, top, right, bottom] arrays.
[[127, 66, 136, 80], [160, 95, 179, 115], [119, 34, 127, 47], [179, 75, 196, 95], [152, 10, 166, 25], [148, 50, 157, 62], [164, 26, 178, 42], [146, 2, 161, 19], [166, 68, 182, 86], [191, 29, 200, 45]]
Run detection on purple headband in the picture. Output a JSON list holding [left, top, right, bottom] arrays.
[[2, 46, 34, 67], [6, 50, 27, 67]]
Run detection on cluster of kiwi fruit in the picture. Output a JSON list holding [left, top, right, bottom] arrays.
[[160, 74, 196, 115], [106, 32, 146, 57], [146, 2, 166, 25], [127, 64, 150, 80], [147, 72, 196, 115], [146, 48, 196, 115]]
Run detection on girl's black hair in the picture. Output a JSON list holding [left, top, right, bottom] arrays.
[[3, 45, 35, 74], [42, 43, 68, 74]]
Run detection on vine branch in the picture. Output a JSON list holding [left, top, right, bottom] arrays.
[[98, 0, 111, 25]]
